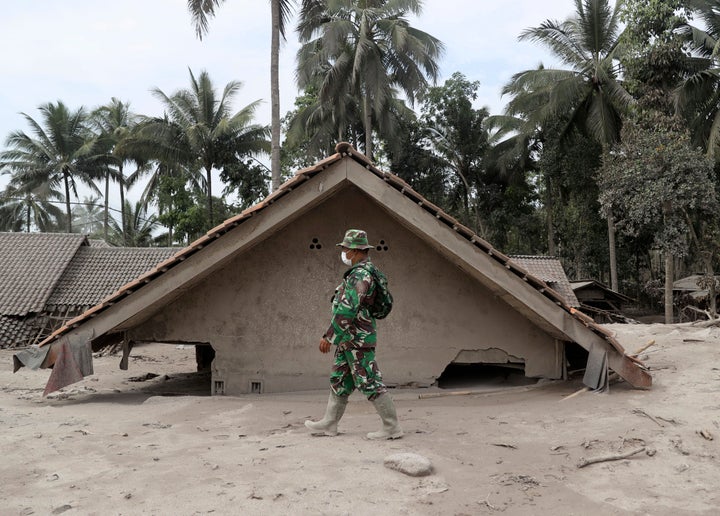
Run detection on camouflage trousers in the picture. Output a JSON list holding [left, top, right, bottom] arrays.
[[330, 347, 387, 401]]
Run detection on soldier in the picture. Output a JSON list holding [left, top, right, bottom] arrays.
[[305, 229, 403, 440]]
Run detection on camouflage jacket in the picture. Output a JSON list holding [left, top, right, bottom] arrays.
[[324, 258, 378, 350]]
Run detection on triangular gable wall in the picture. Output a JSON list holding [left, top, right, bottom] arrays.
[[39, 143, 650, 388]]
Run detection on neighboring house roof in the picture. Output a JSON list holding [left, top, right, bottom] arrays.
[[673, 275, 715, 292], [0, 233, 87, 316], [570, 280, 634, 303], [673, 275, 719, 300], [46, 247, 178, 311], [0, 231, 176, 348], [509, 256, 580, 308], [0, 315, 38, 347], [38, 142, 651, 388]]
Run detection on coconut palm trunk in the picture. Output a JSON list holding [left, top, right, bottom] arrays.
[[363, 93, 373, 160], [270, 0, 282, 191], [63, 171, 72, 233], [119, 164, 126, 245], [104, 170, 110, 240], [205, 165, 214, 227], [607, 211, 618, 291]]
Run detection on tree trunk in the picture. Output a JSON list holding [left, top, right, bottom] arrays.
[[206, 166, 213, 228], [64, 172, 72, 233], [26, 196, 31, 232], [363, 93, 373, 160], [104, 169, 110, 241], [665, 252, 674, 324], [119, 165, 126, 246], [709, 266, 717, 317], [545, 176, 556, 256], [607, 211, 618, 291], [681, 209, 716, 318], [270, 0, 282, 192]]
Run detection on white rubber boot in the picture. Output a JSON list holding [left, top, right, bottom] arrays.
[[367, 393, 403, 440], [305, 392, 348, 436]]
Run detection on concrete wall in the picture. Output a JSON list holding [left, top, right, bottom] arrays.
[[128, 184, 562, 395]]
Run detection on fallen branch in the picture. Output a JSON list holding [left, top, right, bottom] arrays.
[[417, 382, 551, 400], [631, 339, 656, 358], [577, 447, 646, 468], [632, 408, 664, 427], [560, 386, 590, 401]]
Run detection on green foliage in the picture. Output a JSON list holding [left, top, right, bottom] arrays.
[[539, 125, 609, 278], [676, 1, 720, 158], [282, 86, 344, 168], [296, 0, 444, 159], [0, 101, 104, 232], [220, 159, 270, 211], [142, 69, 269, 230], [0, 181, 64, 232], [386, 111, 450, 209], [598, 119, 718, 257], [72, 196, 105, 236], [106, 200, 158, 247], [503, 0, 633, 147], [421, 72, 489, 223], [620, 0, 691, 112]]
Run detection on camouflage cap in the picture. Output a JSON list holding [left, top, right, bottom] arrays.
[[336, 229, 374, 250]]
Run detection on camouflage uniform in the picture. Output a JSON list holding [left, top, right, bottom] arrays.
[[306, 229, 401, 440], [324, 244, 387, 401]]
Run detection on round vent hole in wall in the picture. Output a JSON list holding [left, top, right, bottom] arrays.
[[309, 237, 322, 250], [375, 239, 389, 252]]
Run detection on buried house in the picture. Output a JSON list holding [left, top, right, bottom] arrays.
[[33, 143, 651, 395]]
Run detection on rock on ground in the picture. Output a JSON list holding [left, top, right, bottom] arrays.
[[383, 452, 433, 477]]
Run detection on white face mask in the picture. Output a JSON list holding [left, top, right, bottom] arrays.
[[341, 251, 353, 266]]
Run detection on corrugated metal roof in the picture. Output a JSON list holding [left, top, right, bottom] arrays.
[[46, 247, 177, 310], [509, 255, 580, 308], [0, 233, 87, 316], [37, 143, 649, 387]]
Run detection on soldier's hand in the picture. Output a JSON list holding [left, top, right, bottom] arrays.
[[319, 337, 332, 354]]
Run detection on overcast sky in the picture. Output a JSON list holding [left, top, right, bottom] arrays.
[[0, 0, 575, 202]]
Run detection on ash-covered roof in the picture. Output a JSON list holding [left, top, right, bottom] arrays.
[[510, 255, 580, 308], [46, 247, 177, 310], [37, 142, 650, 388], [0, 315, 38, 347], [0, 233, 87, 316]]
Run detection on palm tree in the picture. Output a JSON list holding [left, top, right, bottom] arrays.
[[187, 0, 294, 191], [107, 200, 158, 247], [143, 69, 269, 228], [0, 181, 64, 232], [72, 195, 104, 236], [504, 0, 632, 145], [132, 160, 200, 246], [0, 102, 104, 232], [677, 0, 720, 159], [296, 0, 443, 160], [502, 0, 633, 290], [91, 98, 147, 244]]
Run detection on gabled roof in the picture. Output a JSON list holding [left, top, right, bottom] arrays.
[[672, 274, 717, 292], [570, 279, 634, 303], [38, 142, 651, 388], [46, 247, 178, 311], [0, 232, 87, 315], [510, 256, 580, 308]]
